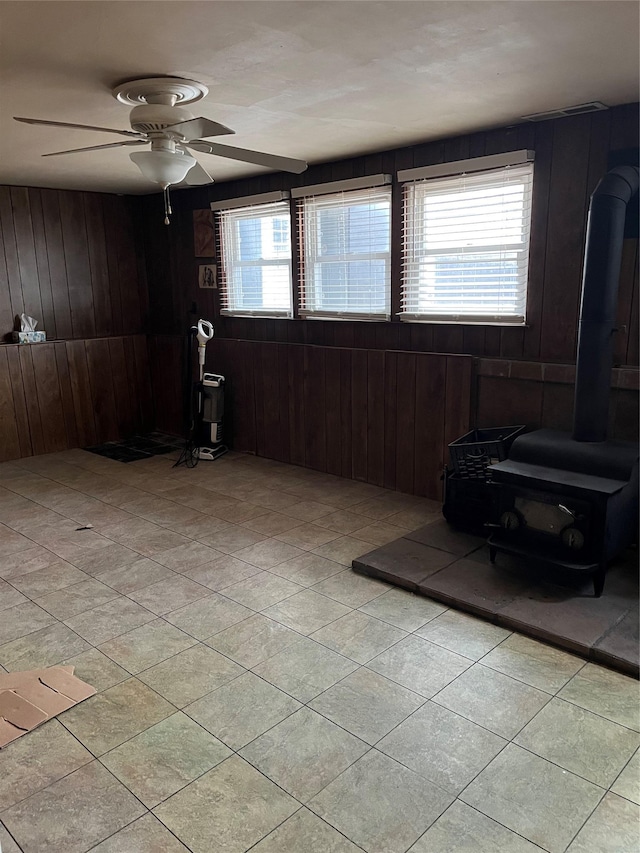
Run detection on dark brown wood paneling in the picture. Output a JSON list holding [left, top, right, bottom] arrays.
[[414, 355, 446, 500], [324, 347, 342, 476], [30, 343, 67, 453], [10, 187, 44, 329], [0, 347, 21, 459], [193, 210, 216, 257], [366, 350, 385, 486], [351, 349, 368, 481], [40, 189, 73, 339], [28, 189, 56, 339], [394, 352, 417, 494], [18, 345, 46, 456], [5, 347, 32, 458], [304, 345, 327, 472]]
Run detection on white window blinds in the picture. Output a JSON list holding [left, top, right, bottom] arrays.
[[299, 185, 391, 320], [217, 200, 293, 317], [400, 163, 534, 323]]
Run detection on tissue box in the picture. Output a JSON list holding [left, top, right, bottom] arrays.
[[12, 331, 46, 344]]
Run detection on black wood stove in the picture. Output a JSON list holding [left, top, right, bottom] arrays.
[[489, 165, 639, 596]]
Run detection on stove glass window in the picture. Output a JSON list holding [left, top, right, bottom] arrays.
[[514, 498, 572, 535]]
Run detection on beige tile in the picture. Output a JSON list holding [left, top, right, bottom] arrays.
[[252, 808, 361, 853], [481, 633, 585, 692], [137, 644, 244, 707], [97, 558, 176, 594], [359, 588, 446, 630], [368, 635, 471, 698], [0, 621, 89, 671], [416, 610, 511, 661], [433, 663, 551, 739], [276, 523, 342, 550], [233, 538, 307, 570], [312, 570, 390, 608], [128, 575, 210, 615], [88, 813, 191, 853], [311, 610, 407, 664], [386, 506, 442, 528], [241, 511, 305, 536], [153, 755, 298, 853], [165, 593, 252, 640], [269, 552, 344, 586], [60, 677, 174, 755], [514, 698, 640, 788], [316, 509, 378, 535], [0, 579, 28, 611], [378, 701, 506, 793], [61, 647, 130, 692], [310, 667, 424, 744], [104, 521, 191, 557], [0, 601, 56, 645], [558, 663, 640, 731], [0, 719, 92, 810], [253, 637, 358, 702], [185, 554, 262, 590], [0, 545, 61, 580], [350, 495, 410, 520], [461, 744, 604, 853], [567, 792, 640, 852], [152, 541, 222, 572], [223, 571, 303, 610], [611, 749, 640, 805], [164, 513, 232, 539], [309, 749, 453, 853], [198, 524, 268, 554], [99, 619, 198, 673], [101, 711, 231, 807], [0, 824, 21, 853], [262, 589, 351, 635], [281, 500, 336, 522], [312, 535, 375, 566], [352, 521, 411, 546], [64, 597, 155, 645], [35, 577, 118, 619], [409, 800, 544, 853], [186, 671, 301, 750], [0, 524, 36, 556], [71, 542, 142, 576], [240, 707, 368, 802], [8, 561, 87, 598], [205, 613, 303, 668]]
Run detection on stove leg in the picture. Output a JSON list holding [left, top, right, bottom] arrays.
[[593, 565, 606, 598], [489, 545, 497, 564]]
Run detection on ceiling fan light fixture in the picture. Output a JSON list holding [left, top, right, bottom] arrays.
[[130, 149, 196, 186]]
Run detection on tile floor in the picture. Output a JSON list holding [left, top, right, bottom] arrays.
[[0, 448, 638, 853]]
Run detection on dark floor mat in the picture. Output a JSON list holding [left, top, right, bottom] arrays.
[[85, 433, 182, 463]]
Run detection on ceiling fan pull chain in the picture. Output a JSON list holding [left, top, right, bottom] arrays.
[[163, 184, 173, 225]]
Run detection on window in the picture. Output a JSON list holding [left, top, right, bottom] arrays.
[[299, 184, 392, 319], [400, 161, 534, 323], [216, 199, 293, 317]]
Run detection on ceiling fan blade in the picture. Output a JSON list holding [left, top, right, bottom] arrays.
[[164, 117, 234, 141], [187, 140, 308, 174], [42, 140, 148, 157], [14, 116, 144, 138], [183, 160, 214, 185]]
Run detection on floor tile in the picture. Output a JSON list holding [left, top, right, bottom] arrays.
[[0, 545, 61, 580], [253, 636, 358, 702], [593, 607, 639, 672], [276, 523, 342, 550], [312, 535, 377, 565], [367, 635, 471, 698], [233, 538, 307, 569], [185, 554, 262, 590], [34, 577, 118, 619], [0, 580, 28, 611], [416, 610, 511, 661], [310, 610, 407, 664], [0, 824, 21, 853], [558, 663, 640, 731], [164, 593, 252, 640], [359, 588, 446, 631], [152, 541, 222, 572], [481, 633, 585, 692], [404, 519, 485, 556], [409, 800, 544, 853], [514, 697, 640, 788], [312, 570, 391, 608], [60, 677, 174, 755], [101, 711, 231, 807], [137, 644, 244, 707], [310, 668, 424, 744], [0, 621, 89, 670], [61, 647, 130, 692], [378, 701, 506, 794], [433, 663, 551, 739], [205, 613, 303, 668], [64, 596, 155, 645], [352, 521, 412, 546], [128, 575, 210, 616], [269, 552, 344, 586], [461, 744, 604, 853], [153, 755, 298, 853], [71, 542, 142, 576], [241, 511, 305, 536], [611, 749, 640, 804], [97, 557, 176, 594], [281, 499, 336, 522], [222, 572, 303, 610], [252, 808, 361, 852], [309, 749, 453, 853], [316, 509, 375, 535], [198, 524, 268, 554], [186, 671, 301, 749], [88, 813, 191, 852], [98, 619, 198, 673], [354, 538, 456, 588], [240, 707, 369, 802], [0, 718, 92, 810], [0, 601, 56, 645], [567, 792, 640, 852], [2, 761, 145, 853], [262, 589, 351, 635]]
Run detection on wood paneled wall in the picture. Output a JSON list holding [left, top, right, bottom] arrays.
[[0, 186, 148, 342], [0, 337, 153, 462]]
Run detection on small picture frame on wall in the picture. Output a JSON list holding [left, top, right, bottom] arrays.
[[198, 264, 217, 289]]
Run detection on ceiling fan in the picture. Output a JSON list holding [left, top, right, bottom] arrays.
[[14, 77, 308, 222]]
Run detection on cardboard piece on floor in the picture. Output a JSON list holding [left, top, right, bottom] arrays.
[[0, 665, 96, 748]]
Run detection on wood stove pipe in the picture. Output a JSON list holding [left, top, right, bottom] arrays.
[[573, 165, 639, 442]]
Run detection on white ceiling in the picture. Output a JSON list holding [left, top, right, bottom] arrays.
[[0, 1, 638, 194]]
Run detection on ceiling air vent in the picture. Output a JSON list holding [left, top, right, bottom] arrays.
[[521, 102, 608, 122]]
